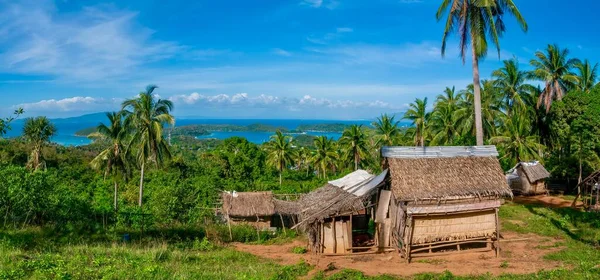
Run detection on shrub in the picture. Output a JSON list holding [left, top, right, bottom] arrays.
[[291, 246, 307, 254]]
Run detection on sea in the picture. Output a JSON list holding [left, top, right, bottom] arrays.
[[4, 118, 395, 146]]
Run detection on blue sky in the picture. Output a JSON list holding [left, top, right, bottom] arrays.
[[0, 0, 598, 119]]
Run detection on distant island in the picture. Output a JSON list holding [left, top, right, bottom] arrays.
[[75, 123, 350, 137]]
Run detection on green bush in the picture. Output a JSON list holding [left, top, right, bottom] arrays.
[[291, 246, 307, 254]]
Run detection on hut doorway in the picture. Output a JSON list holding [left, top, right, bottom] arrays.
[[320, 214, 375, 255]]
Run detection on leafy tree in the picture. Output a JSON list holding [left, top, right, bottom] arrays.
[[530, 44, 579, 112], [436, 86, 459, 111], [297, 147, 312, 176], [122, 85, 175, 207], [89, 112, 130, 212], [403, 97, 430, 146], [0, 108, 23, 137], [453, 81, 505, 143], [430, 102, 457, 145], [339, 125, 369, 170], [574, 59, 598, 93], [264, 130, 295, 186], [437, 0, 527, 145], [23, 116, 57, 171], [312, 136, 337, 179], [374, 114, 400, 147], [490, 113, 544, 167], [492, 58, 537, 115]]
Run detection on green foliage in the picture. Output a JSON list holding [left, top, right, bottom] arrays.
[[291, 246, 307, 254]]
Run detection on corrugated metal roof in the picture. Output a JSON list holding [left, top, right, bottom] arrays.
[[382, 145, 499, 158], [328, 169, 388, 197]]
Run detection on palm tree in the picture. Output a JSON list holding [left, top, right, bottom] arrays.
[[23, 116, 56, 171], [574, 59, 598, 93], [403, 97, 430, 146], [264, 130, 295, 186], [436, 86, 459, 111], [492, 58, 537, 115], [89, 112, 130, 212], [529, 44, 579, 112], [429, 103, 457, 145], [453, 81, 505, 142], [339, 125, 369, 170], [297, 147, 311, 176], [312, 136, 338, 179], [490, 113, 544, 167], [122, 85, 175, 207], [437, 0, 528, 145], [374, 114, 400, 147], [0, 108, 23, 137]]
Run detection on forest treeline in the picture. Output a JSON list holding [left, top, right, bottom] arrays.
[[0, 44, 599, 232]]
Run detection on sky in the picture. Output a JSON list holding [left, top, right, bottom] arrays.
[[0, 0, 599, 120]]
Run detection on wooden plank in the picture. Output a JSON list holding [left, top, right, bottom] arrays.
[[495, 208, 500, 257], [375, 190, 392, 223], [323, 222, 334, 254], [345, 220, 352, 252], [335, 220, 345, 254], [411, 247, 492, 258], [384, 218, 391, 247], [407, 200, 501, 215]]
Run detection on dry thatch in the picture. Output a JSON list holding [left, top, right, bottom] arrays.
[[273, 199, 300, 215], [222, 191, 275, 217], [387, 156, 512, 201], [513, 162, 550, 183]]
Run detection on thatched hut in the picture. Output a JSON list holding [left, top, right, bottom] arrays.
[[221, 191, 276, 229], [506, 161, 550, 195], [293, 169, 388, 255], [380, 146, 512, 262]]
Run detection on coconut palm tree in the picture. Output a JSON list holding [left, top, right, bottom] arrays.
[[297, 147, 311, 176], [265, 130, 295, 186], [490, 113, 544, 167], [339, 125, 369, 171], [312, 136, 337, 179], [429, 103, 457, 145], [23, 116, 56, 171], [89, 112, 130, 212], [436, 86, 459, 111], [453, 81, 505, 142], [529, 44, 579, 112], [437, 0, 528, 145], [122, 85, 175, 207], [403, 97, 430, 146], [0, 108, 23, 137], [492, 58, 537, 115], [374, 114, 400, 147], [574, 59, 598, 93]]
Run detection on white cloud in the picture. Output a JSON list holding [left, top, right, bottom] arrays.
[[272, 48, 292, 57], [336, 27, 353, 33], [15, 96, 121, 114], [310, 42, 448, 66], [301, 0, 323, 8], [301, 0, 339, 9]]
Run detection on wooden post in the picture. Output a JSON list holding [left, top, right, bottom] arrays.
[[331, 218, 337, 254], [227, 214, 233, 241], [494, 208, 500, 257], [279, 214, 287, 234], [406, 215, 414, 263]]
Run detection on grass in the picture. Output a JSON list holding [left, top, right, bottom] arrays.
[[2, 198, 600, 279]]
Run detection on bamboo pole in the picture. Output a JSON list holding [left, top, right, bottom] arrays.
[[279, 213, 287, 234]]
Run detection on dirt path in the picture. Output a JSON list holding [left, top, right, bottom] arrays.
[[513, 195, 582, 208], [233, 231, 565, 277]]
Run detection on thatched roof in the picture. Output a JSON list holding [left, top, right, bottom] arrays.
[[385, 146, 512, 201], [273, 199, 300, 215], [222, 191, 275, 217], [511, 161, 550, 183]]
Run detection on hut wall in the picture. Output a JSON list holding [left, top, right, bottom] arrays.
[[517, 167, 532, 194], [320, 217, 353, 254], [404, 209, 496, 245]]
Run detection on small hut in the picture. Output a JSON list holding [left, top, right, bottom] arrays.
[[380, 146, 512, 262], [294, 169, 388, 255], [221, 191, 276, 229], [506, 161, 550, 195], [574, 170, 600, 211]]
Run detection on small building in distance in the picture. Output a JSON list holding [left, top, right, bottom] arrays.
[[221, 191, 276, 229], [380, 146, 512, 262], [506, 161, 550, 195]]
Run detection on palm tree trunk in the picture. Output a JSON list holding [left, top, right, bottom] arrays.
[[139, 162, 145, 207], [354, 152, 358, 171], [114, 181, 118, 212], [279, 171, 282, 186], [471, 41, 484, 146]]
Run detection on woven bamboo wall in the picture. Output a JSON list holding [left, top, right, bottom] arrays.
[[406, 210, 496, 245]]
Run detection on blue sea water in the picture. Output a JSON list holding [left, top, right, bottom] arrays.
[[4, 117, 405, 146]]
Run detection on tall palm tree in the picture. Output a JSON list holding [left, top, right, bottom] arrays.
[[403, 97, 430, 146], [490, 113, 544, 167], [297, 147, 311, 176], [122, 85, 175, 207], [453, 81, 505, 142], [339, 125, 369, 171], [430, 103, 457, 145], [374, 114, 400, 147], [312, 136, 337, 179], [89, 112, 130, 212], [436, 86, 459, 111], [529, 44, 579, 112], [23, 116, 56, 171], [264, 130, 295, 186], [437, 0, 528, 145], [574, 59, 598, 93], [492, 58, 537, 115]]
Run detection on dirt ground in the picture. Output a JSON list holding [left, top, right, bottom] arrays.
[[234, 231, 565, 277], [513, 195, 582, 208]]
